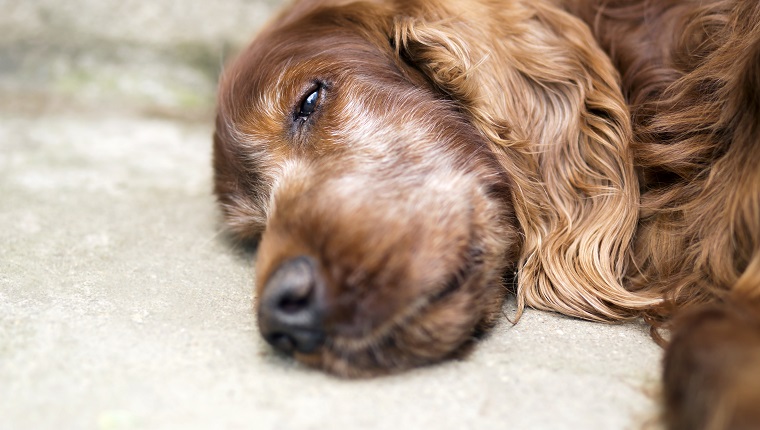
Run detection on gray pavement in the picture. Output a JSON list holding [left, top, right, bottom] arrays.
[[0, 1, 663, 429]]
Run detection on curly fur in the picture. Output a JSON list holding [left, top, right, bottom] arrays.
[[214, 0, 760, 427], [566, 1, 760, 428]]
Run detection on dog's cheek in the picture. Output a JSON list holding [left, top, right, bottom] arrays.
[[397, 290, 485, 361]]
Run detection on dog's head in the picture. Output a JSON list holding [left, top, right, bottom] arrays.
[[214, 0, 657, 376], [213, 1, 518, 376]]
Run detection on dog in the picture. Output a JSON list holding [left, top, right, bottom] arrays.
[[213, 0, 760, 428]]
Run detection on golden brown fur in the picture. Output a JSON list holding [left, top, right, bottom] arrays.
[[214, 0, 760, 427], [566, 1, 760, 427]]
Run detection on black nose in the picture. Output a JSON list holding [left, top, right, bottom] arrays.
[[258, 256, 326, 354]]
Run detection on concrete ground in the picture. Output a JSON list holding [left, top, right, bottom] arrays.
[[0, 1, 663, 429]]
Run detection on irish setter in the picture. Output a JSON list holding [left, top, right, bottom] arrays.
[[213, 0, 760, 428]]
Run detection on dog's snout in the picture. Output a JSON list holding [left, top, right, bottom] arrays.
[[258, 256, 325, 354]]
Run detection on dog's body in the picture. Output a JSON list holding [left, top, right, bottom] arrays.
[[213, 0, 760, 427]]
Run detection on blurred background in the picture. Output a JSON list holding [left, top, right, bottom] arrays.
[[0, 1, 663, 429], [0, 0, 281, 119]]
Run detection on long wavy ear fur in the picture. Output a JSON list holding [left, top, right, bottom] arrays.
[[392, 0, 660, 321]]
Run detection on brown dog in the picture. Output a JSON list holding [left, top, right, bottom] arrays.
[[213, 0, 760, 428]]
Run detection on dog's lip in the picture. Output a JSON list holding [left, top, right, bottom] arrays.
[[292, 258, 482, 377], [314, 237, 483, 358]]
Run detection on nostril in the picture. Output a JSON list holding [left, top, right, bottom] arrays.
[[278, 295, 311, 314], [267, 332, 296, 354], [268, 256, 317, 311], [265, 330, 323, 355]]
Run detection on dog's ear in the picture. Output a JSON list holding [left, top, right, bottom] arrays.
[[392, 6, 660, 321], [213, 122, 269, 243], [392, 17, 480, 105]]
